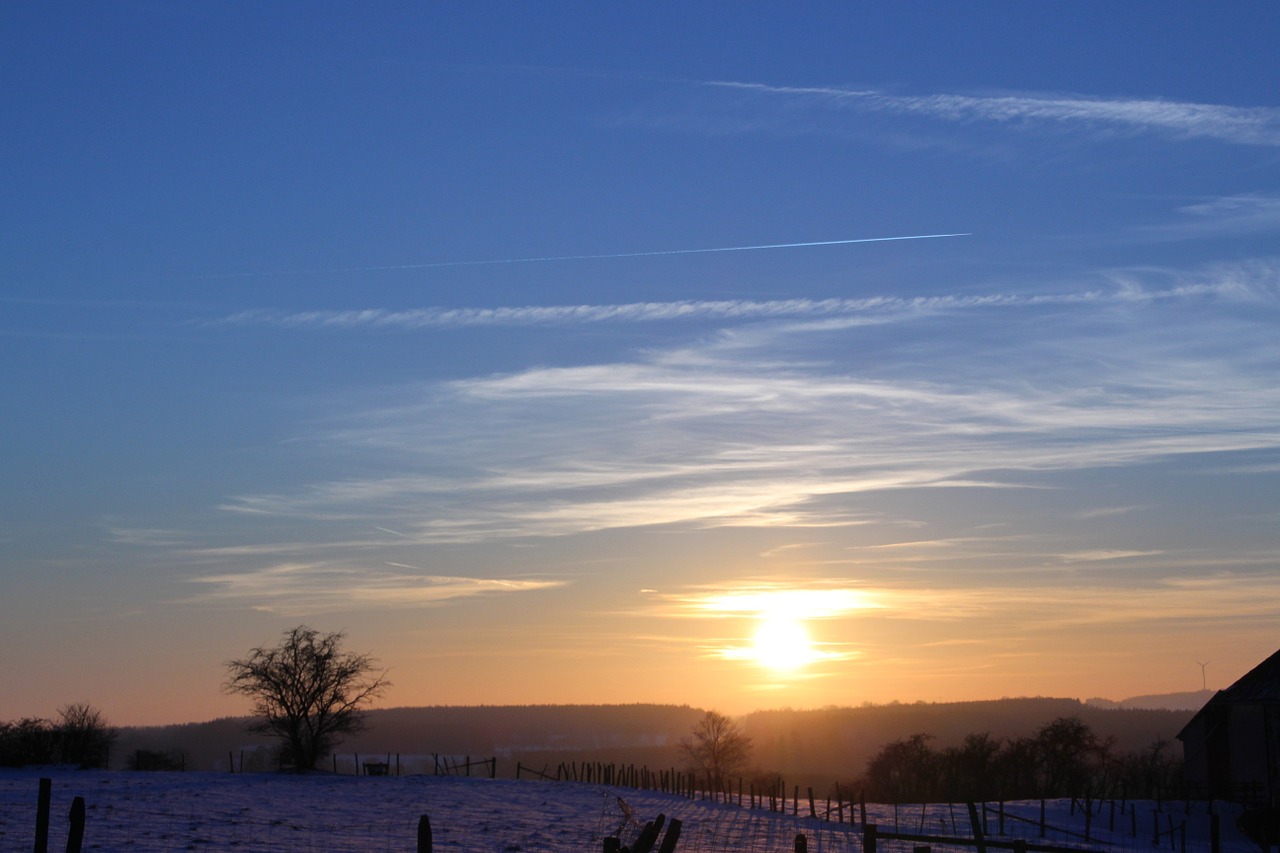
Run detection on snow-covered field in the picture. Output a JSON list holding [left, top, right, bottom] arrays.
[[0, 769, 1257, 853]]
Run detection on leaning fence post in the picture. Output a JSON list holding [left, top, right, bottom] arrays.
[[968, 803, 987, 853], [66, 796, 86, 853], [417, 814, 432, 853], [35, 777, 52, 853], [656, 818, 683, 853]]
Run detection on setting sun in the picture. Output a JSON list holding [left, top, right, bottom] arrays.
[[678, 585, 874, 676], [751, 615, 817, 671]]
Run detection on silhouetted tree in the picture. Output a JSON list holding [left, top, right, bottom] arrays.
[[55, 703, 117, 769], [224, 626, 390, 772], [866, 733, 936, 802], [680, 710, 753, 792], [940, 732, 1002, 802], [1035, 715, 1109, 796], [994, 735, 1040, 798], [0, 718, 56, 767]]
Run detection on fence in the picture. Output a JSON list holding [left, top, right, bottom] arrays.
[[219, 748, 497, 777], [521, 759, 1241, 853]]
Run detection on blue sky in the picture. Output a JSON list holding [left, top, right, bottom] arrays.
[[3, 3, 1279, 724]]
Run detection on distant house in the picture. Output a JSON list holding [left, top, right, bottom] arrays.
[[1177, 648, 1280, 805]]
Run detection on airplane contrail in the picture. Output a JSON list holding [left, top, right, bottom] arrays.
[[193, 232, 970, 279]]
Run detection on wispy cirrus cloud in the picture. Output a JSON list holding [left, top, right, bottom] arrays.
[[704, 80, 1280, 147], [187, 561, 564, 616], [213, 267, 1277, 332], [211, 260, 1280, 548], [1139, 194, 1280, 240]]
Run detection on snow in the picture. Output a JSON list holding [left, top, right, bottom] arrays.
[[0, 769, 1258, 853]]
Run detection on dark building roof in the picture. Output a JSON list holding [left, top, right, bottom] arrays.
[[1214, 648, 1280, 704], [1178, 647, 1280, 740]]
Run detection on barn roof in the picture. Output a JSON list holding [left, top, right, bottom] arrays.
[[1215, 647, 1280, 704], [1178, 647, 1280, 741]]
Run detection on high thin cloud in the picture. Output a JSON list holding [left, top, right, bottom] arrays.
[[1141, 194, 1280, 240], [213, 260, 1280, 548], [706, 81, 1280, 147], [188, 562, 564, 616], [215, 270, 1275, 331]]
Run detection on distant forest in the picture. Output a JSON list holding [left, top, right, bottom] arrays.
[[112, 697, 1194, 795]]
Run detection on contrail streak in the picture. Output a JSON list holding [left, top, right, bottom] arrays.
[[193, 233, 970, 279]]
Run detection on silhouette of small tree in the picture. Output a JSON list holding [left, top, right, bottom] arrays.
[[224, 626, 390, 772], [680, 710, 752, 792], [56, 703, 117, 769]]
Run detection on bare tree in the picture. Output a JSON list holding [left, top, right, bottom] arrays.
[[56, 702, 117, 769], [224, 626, 390, 772], [680, 709, 753, 792]]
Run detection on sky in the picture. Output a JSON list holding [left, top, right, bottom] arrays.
[[2, 3, 1279, 727]]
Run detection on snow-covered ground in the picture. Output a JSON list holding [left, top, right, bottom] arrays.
[[0, 769, 1258, 853]]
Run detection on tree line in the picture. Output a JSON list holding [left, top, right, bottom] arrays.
[[0, 702, 118, 769], [852, 716, 1184, 802], [680, 710, 1183, 804]]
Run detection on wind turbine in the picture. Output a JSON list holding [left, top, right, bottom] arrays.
[[1196, 660, 1210, 691]]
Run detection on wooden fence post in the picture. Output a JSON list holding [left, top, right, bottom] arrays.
[[864, 823, 877, 853], [808, 787, 816, 818], [657, 818, 683, 853], [795, 833, 808, 853], [66, 796, 86, 853], [632, 815, 665, 853], [35, 777, 52, 853], [967, 803, 987, 853], [417, 814, 432, 853]]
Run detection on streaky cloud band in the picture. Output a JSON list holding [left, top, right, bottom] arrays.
[[215, 275, 1259, 331], [706, 80, 1280, 147]]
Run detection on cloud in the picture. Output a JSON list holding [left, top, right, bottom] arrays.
[[212, 267, 1278, 333], [705, 81, 1280, 147], [188, 562, 565, 616], [656, 583, 883, 619], [207, 260, 1280, 551], [1140, 194, 1280, 240]]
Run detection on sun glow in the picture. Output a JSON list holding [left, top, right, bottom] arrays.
[[751, 615, 817, 671], [681, 584, 875, 674]]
